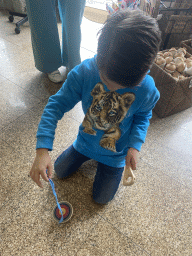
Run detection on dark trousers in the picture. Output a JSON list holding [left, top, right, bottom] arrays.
[[25, 0, 86, 72], [54, 145, 124, 204]]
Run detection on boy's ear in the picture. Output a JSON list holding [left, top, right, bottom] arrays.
[[122, 93, 135, 108], [91, 83, 105, 96]]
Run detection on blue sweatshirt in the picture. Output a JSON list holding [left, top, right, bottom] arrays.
[[36, 56, 160, 168]]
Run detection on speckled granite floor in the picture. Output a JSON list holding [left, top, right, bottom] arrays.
[[0, 7, 192, 256]]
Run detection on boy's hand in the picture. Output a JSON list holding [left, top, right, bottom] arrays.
[[29, 148, 53, 188], [126, 148, 139, 170]]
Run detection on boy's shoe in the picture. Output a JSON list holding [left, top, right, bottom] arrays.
[[47, 67, 68, 83]]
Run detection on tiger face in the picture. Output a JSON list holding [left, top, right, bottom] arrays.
[[89, 83, 135, 131], [82, 83, 135, 152]]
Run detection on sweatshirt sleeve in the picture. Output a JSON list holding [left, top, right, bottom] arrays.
[[36, 64, 84, 151], [127, 77, 160, 151]]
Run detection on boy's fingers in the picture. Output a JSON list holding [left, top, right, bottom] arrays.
[[41, 169, 50, 182], [126, 155, 131, 167], [36, 180, 43, 188], [126, 154, 137, 170], [33, 171, 43, 188], [130, 157, 136, 170], [47, 164, 53, 179]]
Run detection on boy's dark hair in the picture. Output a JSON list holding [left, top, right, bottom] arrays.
[[97, 9, 161, 87]]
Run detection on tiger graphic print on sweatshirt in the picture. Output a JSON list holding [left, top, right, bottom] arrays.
[[82, 83, 135, 152]]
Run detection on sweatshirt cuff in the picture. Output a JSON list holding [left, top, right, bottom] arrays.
[[36, 137, 54, 151], [128, 140, 143, 152]]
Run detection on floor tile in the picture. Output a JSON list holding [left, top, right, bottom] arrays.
[[0, 75, 41, 128], [141, 109, 192, 188], [0, 139, 15, 207], [4, 67, 63, 101], [153, 106, 192, 127], [0, 187, 57, 255], [147, 108, 192, 157], [65, 101, 85, 124], [0, 37, 14, 51], [75, 245, 112, 256], [141, 142, 192, 189], [49, 112, 83, 161], [80, 47, 96, 62], [0, 9, 31, 47], [150, 111, 160, 123], [80, 217, 149, 256], [81, 16, 102, 54], [100, 161, 192, 255], [0, 100, 45, 151], [0, 40, 34, 78], [0, 167, 103, 255], [0, 143, 37, 208], [0, 138, 15, 160], [77, 159, 98, 181], [0, 100, 82, 161]]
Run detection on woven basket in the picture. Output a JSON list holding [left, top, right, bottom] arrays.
[[173, 0, 192, 9], [149, 50, 192, 118], [165, 15, 192, 34], [158, 8, 192, 49], [180, 39, 192, 55]]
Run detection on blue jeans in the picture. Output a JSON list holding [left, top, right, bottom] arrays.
[[54, 145, 124, 204]]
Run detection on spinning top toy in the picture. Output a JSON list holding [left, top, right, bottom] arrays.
[[46, 170, 73, 223], [53, 201, 73, 223]]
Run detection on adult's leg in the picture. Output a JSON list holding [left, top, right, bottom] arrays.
[[25, 0, 62, 73], [92, 162, 124, 204], [58, 0, 86, 71], [54, 145, 91, 178]]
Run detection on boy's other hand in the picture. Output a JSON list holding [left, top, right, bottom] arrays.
[[126, 148, 139, 170], [29, 148, 53, 188]]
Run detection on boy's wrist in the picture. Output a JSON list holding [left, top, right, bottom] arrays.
[[36, 148, 49, 155], [130, 147, 139, 152]]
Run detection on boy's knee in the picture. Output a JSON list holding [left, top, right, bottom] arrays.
[[91, 195, 110, 205], [54, 159, 59, 170], [54, 170, 63, 179], [54, 162, 64, 179]]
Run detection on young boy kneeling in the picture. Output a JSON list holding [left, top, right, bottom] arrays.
[[30, 9, 161, 204]]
